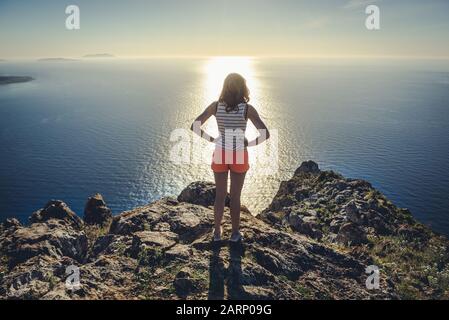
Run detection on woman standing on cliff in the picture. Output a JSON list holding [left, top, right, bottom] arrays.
[[191, 73, 270, 242]]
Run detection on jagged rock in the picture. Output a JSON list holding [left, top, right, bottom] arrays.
[[1, 160, 448, 300], [2, 218, 21, 229], [336, 223, 368, 246], [178, 181, 230, 207], [294, 160, 320, 175], [397, 224, 430, 241], [294, 189, 310, 201], [109, 207, 159, 235], [131, 231, 178, 258], [30, 200, 83, 230], [153, 222, 171, 232], [173, 269, 202, 297], [109, 198, 214, 243], [79, 255, 138, 299], [257, 160, 449, 299], [366, 212, 392, 235], [3, 219, 88, 268], [329, 219, 344, 233], [165, 244, 193, 262], [1, 194, 394, 299], [288, 213, 322, 240], [90, 234, 132, 256], [83, 194, 112, 226], [335, 194, 346, 204], [0, 255, 75, 299], [345, 201, 364, 225]]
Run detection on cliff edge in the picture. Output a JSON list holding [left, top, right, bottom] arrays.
[[0, 161, 448, 300]]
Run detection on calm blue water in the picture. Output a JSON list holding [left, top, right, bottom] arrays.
[[1, 58, 449, 235]]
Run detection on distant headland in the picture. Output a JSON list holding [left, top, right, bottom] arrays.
[[0, 76, 34, 85], [37, 58, 78, 62], [83, 53, 115, 58]]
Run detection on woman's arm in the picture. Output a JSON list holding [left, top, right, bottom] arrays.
[[246, 104, 270, 147], [190, 102, 217, 143]]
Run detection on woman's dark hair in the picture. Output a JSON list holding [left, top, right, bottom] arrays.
[[219, 73, 250, 112]]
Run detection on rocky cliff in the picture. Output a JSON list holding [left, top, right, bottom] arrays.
[[0, 161, 448, 300]]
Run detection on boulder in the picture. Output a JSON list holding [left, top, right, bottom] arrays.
[[178, 181, 230, 207], [294, 160, 320, 175], [83, 193, 112, 226], [109, 198, 214, 243], [30, 200, 83, 230], [173, 269, 202, 297], [344, 201, 364, 225], [109, 206, 162, 235], [336, 223, 368, 246]]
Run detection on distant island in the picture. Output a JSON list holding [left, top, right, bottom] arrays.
[[0, 59, 5, 62], [36, 55, 116, 62], [38, 58, 78, 62], [83, 53, 115, 58], [0, 76, 34, 85]]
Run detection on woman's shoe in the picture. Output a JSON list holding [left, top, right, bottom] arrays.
[[213, 227, 222, 242], [229, 232, 243, 243]]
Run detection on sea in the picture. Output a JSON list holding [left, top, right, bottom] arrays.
[[1, 57, 448, 235]]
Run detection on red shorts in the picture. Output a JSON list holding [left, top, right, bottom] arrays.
[[211, 148, 250, 173]]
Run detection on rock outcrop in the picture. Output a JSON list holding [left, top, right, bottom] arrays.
[[178, 181, 231, 208], [29, 200, 83, 229], [1, 161, 448, 300], [83, 194, 112, 226], [259, 161, 449, 299]]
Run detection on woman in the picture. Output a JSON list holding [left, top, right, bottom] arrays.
[[191, 73, 270, 242]]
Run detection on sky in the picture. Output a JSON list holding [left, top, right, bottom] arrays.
[[0, 0, 448, 59]]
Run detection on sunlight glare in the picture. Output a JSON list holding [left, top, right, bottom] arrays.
[[202, 56, 261, 140], [204, 56, 257, 103]]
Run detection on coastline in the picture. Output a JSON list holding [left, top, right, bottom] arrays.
[[0, 76, 34, 85]]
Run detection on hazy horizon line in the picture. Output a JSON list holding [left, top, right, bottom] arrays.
[[2, 54, 449, 61]]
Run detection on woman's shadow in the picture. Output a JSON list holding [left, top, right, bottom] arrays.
[[208, 242, 246, 300]]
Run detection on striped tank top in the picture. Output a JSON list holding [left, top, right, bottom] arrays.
[[215, 102, 248, 151]]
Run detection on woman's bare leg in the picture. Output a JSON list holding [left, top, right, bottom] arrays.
[[229, 171, 246, 235], [214, 172, 228, 237]]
